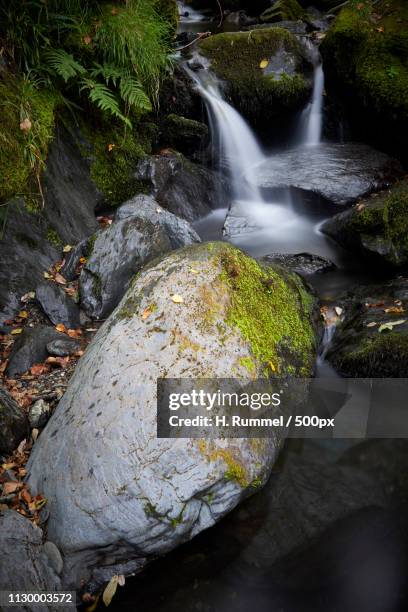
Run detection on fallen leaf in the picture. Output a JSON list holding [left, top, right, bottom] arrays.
[[18, 310, 28, 319], [259, 59, 269, 69], [79, 256, 87, 264], [2, 481, 21, 495], [103, 575, 119, 606], [30, 363, 50, 376], [334, 306, 343, 317], [171, 294, 184, 304], [378, 319, 406, 333], [11, 328, 23, 335], [117, 575, 125, 587], [20, 117, 32, 132], [190, 268, 199, 274], [142, 307, 152, 320], [384, 306, 405, 314], [43, 271, 53, 279], [63, 244, 72, 253], [21, 291, 35, 302], [54, 273, 67, 285], [376, 26, 384, 33], [46, 356, 70, 368], [32, 428, 39, 442], [365, 301, 385, 308], [268, 361, 276, 372], [16, 439, 27, 454], [67, 328, 83, 338], [1, 462, 16, 470], [55, 323, 67, 333], [21, 488, 32, 504], [107, 143, 116, 152], [366, 321, 378, 328]]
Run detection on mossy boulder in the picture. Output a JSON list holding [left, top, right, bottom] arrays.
[[27, 242, 317, 587], [161, 114, 208, 156], [260, 0, 305, 23], [199, 29, 312, 127], [327, 278, 408, 377], [321, 0, 408, 159], [322, 179, 408, 269]]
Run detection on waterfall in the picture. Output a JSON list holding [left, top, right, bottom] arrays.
[[177, 1, 205, 22], [186, 64, 265, 205], [298, 40, 325, 147]]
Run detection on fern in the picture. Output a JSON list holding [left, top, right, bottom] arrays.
[[120, 76, 152, 112], [89, 63, 124, 87], [80, 79, 131, 127], [44, 49, 86, 82]]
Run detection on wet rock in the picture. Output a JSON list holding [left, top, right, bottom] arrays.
[[135, 153, 227, 222], [0, 198, 59, 323], [36, 283, 80, 329], [161, 114, 208, 157], [27, 242, 317, 588], [60, 239, 89, 281], [252, 143, 403, 205], [29, 400, 52, 429], [79, 195, 201, 319], [0, 510, 61, 610], [260, 0, 304, 23], [199, 29, 312, 127], [7, 325, 62, 377], [326, 278, 408, 377], [321, 179, 408, 268], [0, 387, 29, 454], [245, 19, 308, 35], [261, 252, 335, 275], [46, 337, 80, 357], [42, 123, 100, 244]]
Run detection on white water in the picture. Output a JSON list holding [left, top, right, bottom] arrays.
[[298, 39, 325, 146], [177, 1, 205, 22], [186, 66, 264, 204]]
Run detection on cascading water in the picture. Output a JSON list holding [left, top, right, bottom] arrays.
[[186, 64, 264, 205], [298, 39, 325, 146]]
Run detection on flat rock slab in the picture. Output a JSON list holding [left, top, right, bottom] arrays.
[[250, 143, 403, 205]]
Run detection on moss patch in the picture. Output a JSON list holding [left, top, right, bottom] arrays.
[[0, 71, 56, 204], [199, 29, 310, 126], [321, 0, 408, 153], [261, 0, 305, 23], [219, 245, 316, 376]]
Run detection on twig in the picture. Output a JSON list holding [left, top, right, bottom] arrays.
[[216, 0, 223, 28], [175, 32, 211, 52]]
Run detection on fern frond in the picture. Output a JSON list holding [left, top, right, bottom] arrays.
[[80, 79, 131, 127], [44, 48, 86, 82], [89, 63, 125, 87], [119, 76, 152, 112]]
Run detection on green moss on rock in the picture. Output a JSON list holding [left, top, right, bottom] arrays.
[[199, 29, 311, 126], [161, 114, 208, 155], [321, 0, 408, 154], [261, 0, 305, 23], [219, 245, 316, 376]]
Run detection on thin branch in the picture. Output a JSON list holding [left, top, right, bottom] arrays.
[[175, 32, 211, 52], [216, 0, 223, 28]]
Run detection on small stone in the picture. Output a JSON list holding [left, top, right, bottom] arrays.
[[46, 338, 80, 357], [43, 541, 64, 576], [29, 400, 51, 429]]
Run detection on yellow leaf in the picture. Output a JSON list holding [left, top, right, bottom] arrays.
[[18, 310, 28, 318], [55, 323, 67, 333], [43, 271, 53, 279], [11, 328, 23, 335], [103, 575, 119, 607], [63, 244, 72, 253], [259, 59, 269, 69], [142, 307, 152, 320], [268, 361, 276, 372], [79, 257, 87, 264], [171, 294, 184, 304]]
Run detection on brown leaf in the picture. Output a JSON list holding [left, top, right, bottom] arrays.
[[384, 306, 405, 314], [103, 575, 119, 607], [46, 356, 70, 368], [142, 307, 152, 320], [21, 488, 32, 504], [2, 481, 21, 495], [67, 328, 82, 338], [54, 273, 67, 285], [55, 323, 67, 333], [30, 363, 50, 376]]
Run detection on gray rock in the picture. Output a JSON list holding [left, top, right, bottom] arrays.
[[0, 199, 59, 323], [46, 338, 80, 357], [36, 283, 80, 328], [60, 239, 89, 281], [244, 21, 308, 35], [0, 387, 29, 454], [326, 278, 408, 377], [42, 123, 100, 244], [29, 400, 52, 429], [251, 143, 403, 205], [135, 154, 227, 221], [43, 541, 64, 576], [27, 242, 317, 588], [79, 196, 201, 319], [0, 510, 61, 611], [261, 252, 335, 275], [7, 325, 62, 377]]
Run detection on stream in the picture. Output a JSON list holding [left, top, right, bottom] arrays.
[[109, 10, 408, 612]]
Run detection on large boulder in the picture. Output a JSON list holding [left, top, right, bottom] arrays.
[[321, 1, 408, 161], [135, 153, 227, 221], [250, 143, 403, 205], [27, 242, 317, 587], [321, 179, 408, 269], [326, 278, 408, 377], [79, 195, 201, 319], [0, 199, 59, 323], [0, 387, 29, 455], [160, 114, 208, 158], [36, 282, 80, 328], [0, 510, 62, 611], [198, 29, 313, 127]]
